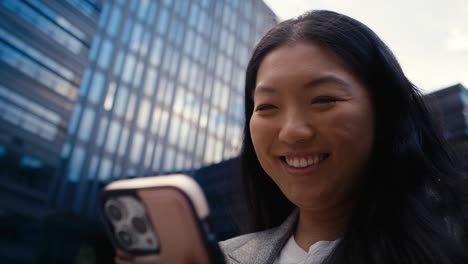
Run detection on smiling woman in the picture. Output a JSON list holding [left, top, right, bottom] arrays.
[[219, 10, 468, 264]]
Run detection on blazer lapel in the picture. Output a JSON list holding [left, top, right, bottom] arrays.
[[226, 209, 299, 264]]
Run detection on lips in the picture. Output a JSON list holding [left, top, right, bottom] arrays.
[[281, 153, 330, 168]]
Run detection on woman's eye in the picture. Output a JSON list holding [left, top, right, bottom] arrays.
[[311, 96, 338, 104], [255, 104, 276, 112]]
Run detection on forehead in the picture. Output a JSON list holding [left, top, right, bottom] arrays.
[[255, 41, 356, 91]]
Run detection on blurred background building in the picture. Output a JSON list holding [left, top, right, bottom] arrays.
[[0, 0, 276, 263]]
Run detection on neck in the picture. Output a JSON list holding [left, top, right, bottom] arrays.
[[294, 201, 353, 251]]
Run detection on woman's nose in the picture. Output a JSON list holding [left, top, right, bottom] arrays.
[[277, 114, 315, 144]]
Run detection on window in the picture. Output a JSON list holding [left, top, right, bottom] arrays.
[[168, 114, 181, 145], [106, 120, 121, 153], [107, 5, 122, 37], [68, 146, 85, 182], [133, 62, 144, 87], [88, 72, 105, 104], [68, 102, 82, 134], [99, 158, 112, 181], [113, 50, 125, 76], [113, 85, 129, 117], [118, 127, 129, 156], [1, 0, 84, 54], [157, 8, 169, 35], [77, 108, 95, 141], [137, 0, 149, 20], [143, 68, 158, 95], [137, 99, 151, 128], [150, 36, 164, 66], [122, 54, 135, 83], [96, 116, 109, 147], [130, 22, 143, 52], [0, 42, 77, 99], [130, 131, 144, 163], [97, 39, 113, 69], [121, 18, 134, 45], [89, 35, 101, 62], [79, 68, 91, 97], [104, 81, 117, 111], [125, 94, 136, 121]]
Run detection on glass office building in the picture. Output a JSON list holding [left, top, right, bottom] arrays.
[[55, 0, 277, 217], [0, 0, 100, 218], [0, 0, 101, 262]]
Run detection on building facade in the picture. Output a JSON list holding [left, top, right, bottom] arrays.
[[0, 0, 102, 262], [54, 0, 277, 218]]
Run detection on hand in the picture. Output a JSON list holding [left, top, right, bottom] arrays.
[[115, 250, 134, 264]]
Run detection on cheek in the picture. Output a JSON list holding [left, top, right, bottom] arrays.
[[249, 117, 276, 167]]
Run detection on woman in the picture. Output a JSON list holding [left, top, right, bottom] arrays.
[[220, 10, 468, 264]]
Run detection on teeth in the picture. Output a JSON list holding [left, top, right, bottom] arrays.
[[285, 155, 326, 168]]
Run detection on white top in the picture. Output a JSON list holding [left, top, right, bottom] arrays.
[[273, 235, 339, 264]]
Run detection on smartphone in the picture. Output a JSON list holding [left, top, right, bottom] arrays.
[[100, 174, 226, 264]]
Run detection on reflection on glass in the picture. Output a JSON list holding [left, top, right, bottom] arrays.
[[97, 39, 113, 69], [1, 0, 84, 54], [107, 5, 122, 37], [130, 131, 144, 163], [144, 67, 157, 95], [113, 86, 129, 117], [137, 99, 150, 128], [0, 42, 77, 99], [122, 54, 135, 83], [77, 108, 95, 141], [99, 158, 112, 181], [88, 72, 105, 104], [96, 116, 108, 147], [68, 146, 85, 181], [106, 120, 121, 153], [118, 127, 129, 156]]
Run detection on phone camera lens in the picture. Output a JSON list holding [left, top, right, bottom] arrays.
[[117, 230, 133, 248], [107, 203, 122, 221], [132, 217, 147, 234]]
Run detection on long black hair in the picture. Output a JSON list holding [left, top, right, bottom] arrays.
[[239, 10, 468, 263]]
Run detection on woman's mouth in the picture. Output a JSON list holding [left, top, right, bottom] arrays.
[[280, 153, 330, 168]]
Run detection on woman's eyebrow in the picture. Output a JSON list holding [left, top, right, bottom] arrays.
[[304, 75, 351, 90], [253, 85, 276, 98]]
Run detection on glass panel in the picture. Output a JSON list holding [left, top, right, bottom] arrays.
[[157, 8, 169, 35], [97, 39, 113, 69], [98, 158, 112, 181], [122, 54, 136, 83], [137, 99, 151, 128], [125, 94, 136, 121], [96, 116, 109, 147], [130, 22, 143, 52], [130, 131, 144, 163], [67, 146, 85, 181], [77, 108, 95, 141], [88, 72, 105, 104], [149, 36, 163, 66], [104, 81, 117, 111], [68, 102, 82, 134], [118, 127, 129, 156], [107, 5, 122, 37], [113, 50, 125, 76], [106, 120, 121, 153], [143, 68, 158, 96], [113, 85, 129, 117]]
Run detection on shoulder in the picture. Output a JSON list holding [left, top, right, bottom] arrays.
[[219, 229, 273, 254], [218, 209, 299, 264]]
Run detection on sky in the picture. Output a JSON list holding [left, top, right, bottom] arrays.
[[263, 0, 468, 93]]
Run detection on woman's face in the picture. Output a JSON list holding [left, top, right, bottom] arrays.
[[250, 41, 375, 211]]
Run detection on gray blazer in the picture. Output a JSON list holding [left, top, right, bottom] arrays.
[[219, 210, 299, 264]]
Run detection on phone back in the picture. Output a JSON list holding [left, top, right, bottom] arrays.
[[100, 175, 225, 264]]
